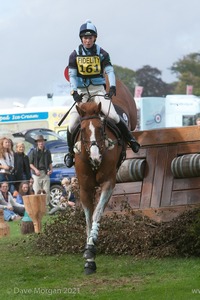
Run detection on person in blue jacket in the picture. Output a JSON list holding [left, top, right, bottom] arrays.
[[65, 20, 140, 168]]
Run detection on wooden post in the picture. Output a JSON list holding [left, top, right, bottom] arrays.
[[21, 211, 35, 234], [0, 209, 10, 237], [22, 195, 46, 233]]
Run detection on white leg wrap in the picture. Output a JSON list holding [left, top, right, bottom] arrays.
[[88, 222, 100, 244]]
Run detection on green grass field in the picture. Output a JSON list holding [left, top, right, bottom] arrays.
[[0, 219, 200, 300]]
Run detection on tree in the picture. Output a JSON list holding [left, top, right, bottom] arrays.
[[170, 52, 200, 95], [113, 65, 135, 95], [113, 64, 174, 97], [135, 65, 174, 97]]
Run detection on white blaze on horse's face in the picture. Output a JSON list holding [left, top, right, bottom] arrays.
[[89, 121, 102, 165]]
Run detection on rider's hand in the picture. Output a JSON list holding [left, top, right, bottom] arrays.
[[106, 86, 116, 99], [73, 91, 83, 103]]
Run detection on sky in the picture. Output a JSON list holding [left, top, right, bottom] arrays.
[[0, 0, 200, 105]]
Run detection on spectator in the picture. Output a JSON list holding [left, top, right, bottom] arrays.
[[29, 135, 53, 205], [70, 176, 80, 204], [8, 138, 15, 156], [48, 177, 76, 215], [16, 181, 34, 205], [196, 117, 200, 125], [0, 137, 15, 193], [14, 142, 32, 191], [0, 182, 24, 221], [29, 177, 35, 194]]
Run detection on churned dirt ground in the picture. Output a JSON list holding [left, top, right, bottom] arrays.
[[36, 206, 200, 258]]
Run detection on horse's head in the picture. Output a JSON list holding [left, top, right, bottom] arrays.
[[76, 102, 104, 169]]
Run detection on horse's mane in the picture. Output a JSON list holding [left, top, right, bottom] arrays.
[[77, 102, 101, 118]]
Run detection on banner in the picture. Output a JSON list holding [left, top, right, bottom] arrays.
[[186, 85, 193, 95], [134, 86, 143, 98]]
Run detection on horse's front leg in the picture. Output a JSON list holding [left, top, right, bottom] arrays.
[[83, 182, 114, 275], [89, 183, 113, 244], [79, 186, 97, 274]]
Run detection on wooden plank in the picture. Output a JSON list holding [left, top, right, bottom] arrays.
[[132, 204, 200, 223], [113, 182, 142, 195], [151, 146, 168, 207], [140, 147, 158, 208], [160, 144, 177, 206], [126, 147, 147, 159], [177, 141, 200, 155], [108, 194, 140, 211], [173, 177, 200, 190], [171, 189, 200, 205], [134, 125, 200, 146]]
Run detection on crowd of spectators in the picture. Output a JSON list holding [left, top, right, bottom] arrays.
[[0, 136, 79, 221]]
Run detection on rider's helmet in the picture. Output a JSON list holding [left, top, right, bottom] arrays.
[[79, 20, 97, 38]]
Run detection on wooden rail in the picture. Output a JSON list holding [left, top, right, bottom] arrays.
[[107, 125, 200, 222]]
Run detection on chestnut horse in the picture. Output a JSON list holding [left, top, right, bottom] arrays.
[[74, 80, 137, 274]]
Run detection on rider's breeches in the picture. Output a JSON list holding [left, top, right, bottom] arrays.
[[68, 84, 120, 133]]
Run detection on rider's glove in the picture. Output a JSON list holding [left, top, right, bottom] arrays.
[[106, 86, 116, 99], [73, 91, 83, 103]]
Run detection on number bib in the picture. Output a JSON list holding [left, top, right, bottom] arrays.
[[76, 55, 101, 77]]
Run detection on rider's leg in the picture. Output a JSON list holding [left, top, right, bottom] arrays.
[[64, 108, 80, 168], [100, 97, 140, 153], [64, 128, 74, 168], [116, 119, 140, 153]]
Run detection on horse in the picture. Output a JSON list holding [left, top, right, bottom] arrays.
[[74, 79, 137, 275]]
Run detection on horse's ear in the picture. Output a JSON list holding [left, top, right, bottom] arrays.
[[76, 104, 85, 117]]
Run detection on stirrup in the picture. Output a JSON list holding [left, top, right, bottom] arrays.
[[129, 139, 140, 153], [64, 153, 74, 168]]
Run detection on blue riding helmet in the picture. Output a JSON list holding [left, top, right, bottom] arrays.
[[79, 20, 97, 37]]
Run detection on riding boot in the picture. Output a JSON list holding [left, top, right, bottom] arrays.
[[116, 119, 140, 153], [64, 129, 74, 168]]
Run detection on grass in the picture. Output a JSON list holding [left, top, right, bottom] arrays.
[[0, 219, 200, 300]]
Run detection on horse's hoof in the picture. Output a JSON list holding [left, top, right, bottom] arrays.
[[83, 244, 96, 259], [84, 261, 97, 275]]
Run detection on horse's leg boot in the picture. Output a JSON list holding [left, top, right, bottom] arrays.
[[117, 119, 140, 153], [64, 129, 74, 168], [84, 261, 97, 275]]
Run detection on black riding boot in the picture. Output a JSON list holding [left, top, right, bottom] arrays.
[[64, 129, 74, 168], [117, 119, 140, 153]]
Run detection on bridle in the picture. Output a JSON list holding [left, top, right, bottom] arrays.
[[80, 115, 105, 163]]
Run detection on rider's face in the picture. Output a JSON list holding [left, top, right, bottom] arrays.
[[82, 36, 96, 49]]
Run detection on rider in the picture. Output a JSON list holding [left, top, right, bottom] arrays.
[[65, 20, 140, 168]]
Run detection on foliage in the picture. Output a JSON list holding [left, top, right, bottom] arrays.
[[170, 52, 200, 95], [113, 65, 135, 95], [135, 65, 174, 97], [114, 64, 174, 97], [35, 207, 200, 258], [113, 52, 200, 97]]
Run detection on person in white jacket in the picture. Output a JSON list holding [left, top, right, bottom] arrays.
[[0, 182, 24, 221]]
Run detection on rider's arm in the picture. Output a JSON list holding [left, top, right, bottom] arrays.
[[104, 65, 116, 87], [68, 67, 78, 92]]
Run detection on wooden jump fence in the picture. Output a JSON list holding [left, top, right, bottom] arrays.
[[107, 125, 200, 222]]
